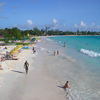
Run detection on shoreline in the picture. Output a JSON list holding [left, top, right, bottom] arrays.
[[0, 37, 66, 100], [0, 36, 99, 100], [45, 35, 100, 38]]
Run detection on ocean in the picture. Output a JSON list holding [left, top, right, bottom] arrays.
[[49, 36, 100, 100]]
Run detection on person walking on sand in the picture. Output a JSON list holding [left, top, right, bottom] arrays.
[[32, 47, 36, 54], [24, 61, 29, 74]]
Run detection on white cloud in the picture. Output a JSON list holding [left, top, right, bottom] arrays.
[[74, 21, 86, 28], [51, 18, 59, 30], [51, 18, 67, 30], [16, 19, 34, 29], [80, 21, 86, 27], [27, 19, 33, 25], [52, 18, 58, 24], [74, 21, 100, 31]]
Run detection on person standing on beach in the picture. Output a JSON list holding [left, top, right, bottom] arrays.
[[24, 61, 29, 74], [32, 47, 36, 53], [57, 50, 59, 55]]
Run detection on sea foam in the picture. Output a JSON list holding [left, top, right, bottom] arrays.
[[80, 49, 100, 57]]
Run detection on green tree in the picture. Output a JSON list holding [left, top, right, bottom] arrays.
[[11, 27, 22, 40]]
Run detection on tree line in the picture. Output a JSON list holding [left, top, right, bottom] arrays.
[[0, 27, 100, 41]]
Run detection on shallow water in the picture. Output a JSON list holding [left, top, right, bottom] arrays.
[[48, 36, 100, 100]]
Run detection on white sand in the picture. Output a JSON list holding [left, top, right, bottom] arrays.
[[0, 38, 66, 100]]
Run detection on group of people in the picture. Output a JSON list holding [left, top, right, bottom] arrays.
[[54, 50, 59, 56], [24, 60, 71, 90], [24, 46, 71, 95]]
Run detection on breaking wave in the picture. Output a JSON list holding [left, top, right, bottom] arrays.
[[80, 49, 100, 57]]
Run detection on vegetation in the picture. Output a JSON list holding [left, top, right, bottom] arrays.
[[0, 27, 100, 42], [16, 43, 30, 45]]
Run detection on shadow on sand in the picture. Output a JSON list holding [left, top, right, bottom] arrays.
[[11, 70, 25, 74], [57, 85, 66, 90]]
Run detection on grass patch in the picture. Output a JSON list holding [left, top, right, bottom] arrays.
[[16, 42, 30, 45]]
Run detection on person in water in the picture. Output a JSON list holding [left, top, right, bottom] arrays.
[[63, 42, 66, 47], [62, 81, 71, 89]]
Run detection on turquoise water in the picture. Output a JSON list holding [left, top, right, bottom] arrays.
[[50, 36, 100, 72], [49, 36, 100, 100]]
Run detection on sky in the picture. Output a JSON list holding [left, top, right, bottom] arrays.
[[0, 0, 100, 31]]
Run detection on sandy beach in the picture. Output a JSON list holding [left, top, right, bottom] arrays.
[[0, 0, 100, 99], [0, 36, 100, 100], [0, 37, 67, 100]]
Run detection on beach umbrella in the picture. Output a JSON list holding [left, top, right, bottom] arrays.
[[31, 38, 36, 42]]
